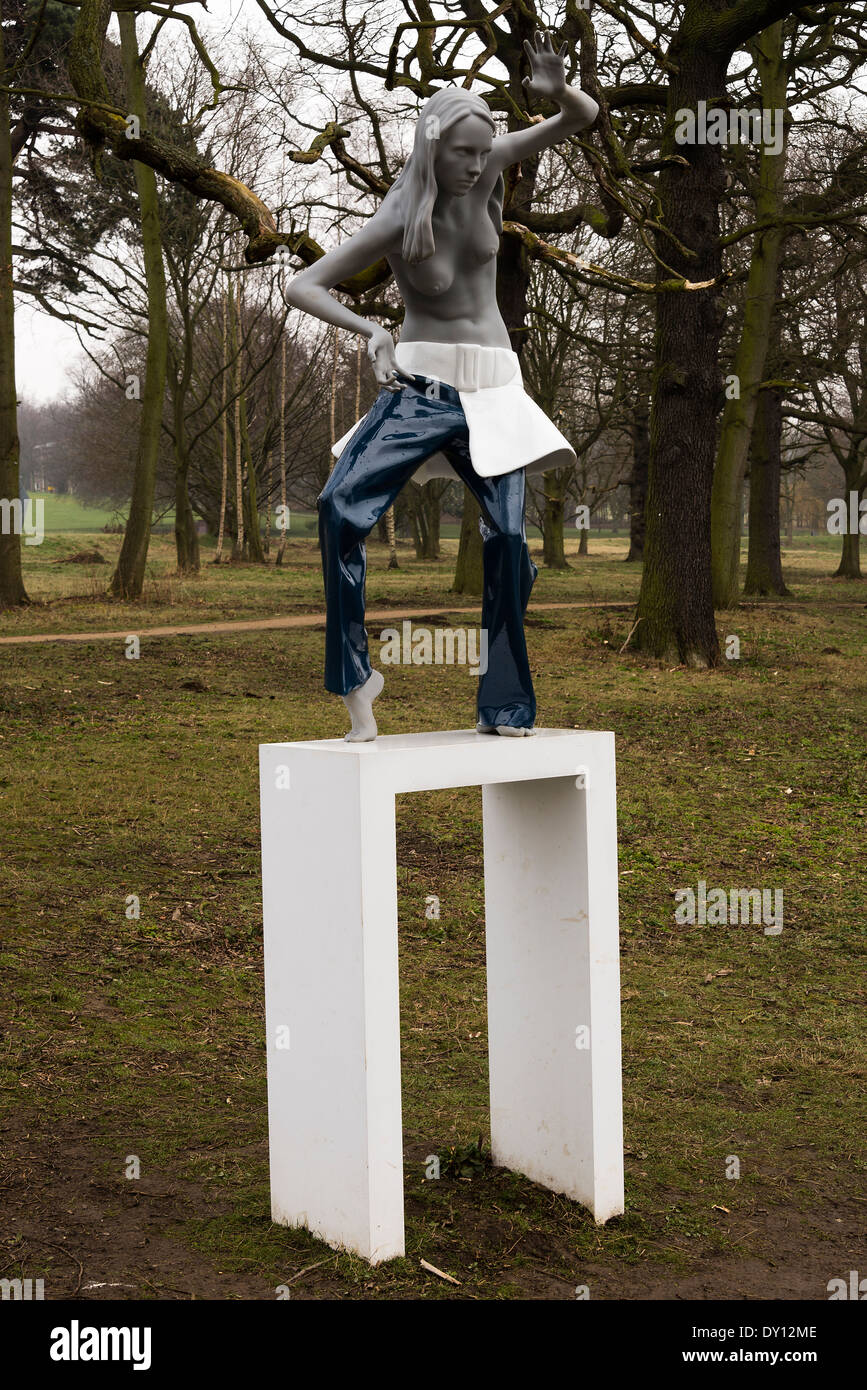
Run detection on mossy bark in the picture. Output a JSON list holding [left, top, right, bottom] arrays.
[[710, 23, 788, 609], [452, 486, 483, 595], [109, 12, 168, 600], [744, 388, 789, 597]]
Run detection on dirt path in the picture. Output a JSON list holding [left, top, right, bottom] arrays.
[[0, 600, 633, 646]]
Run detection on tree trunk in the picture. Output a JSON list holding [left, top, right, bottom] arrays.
[[0, 16, 27, 608], [833, 461, 863, 579], [385, 503, 399, 569], [239, 386, 264, 563], [109, 12, 168, 600], [541, 468, 570, 568], [578, 527, 589, 556], [625, 399, 649, 561], [452, 485, 483, 594], [744, 393, 789, 597], [634, 44, 728, 666], [230, 280, 244, 559], [834, 528, 861, 580], [276, 335, 288, 566], [710, 24, 788, 609], [214, 287, 229, 563], [171, 326, 199, 575], [407, 479, 442, 561], [173, 451, 200, 574], [329, 326, 340, 443]]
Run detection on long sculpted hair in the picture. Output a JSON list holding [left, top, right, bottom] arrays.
[[387, 87, 504, 265]]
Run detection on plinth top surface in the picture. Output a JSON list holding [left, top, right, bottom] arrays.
[[262, 727, 612, 755]]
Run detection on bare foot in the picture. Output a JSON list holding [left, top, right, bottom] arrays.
[[342, 669, 385, 742], [476, 719, 535, 737]]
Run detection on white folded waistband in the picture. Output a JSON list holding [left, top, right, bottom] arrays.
[[394, 339, 519, 392]]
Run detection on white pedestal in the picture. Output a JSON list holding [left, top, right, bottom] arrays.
[[259, 728, 624, 1264]]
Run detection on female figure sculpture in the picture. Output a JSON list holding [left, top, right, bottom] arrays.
[[285, 31, 598, 740]]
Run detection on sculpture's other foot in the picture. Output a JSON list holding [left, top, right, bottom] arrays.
[[342, 669, 385, 742], [476, 719, 535, 737]]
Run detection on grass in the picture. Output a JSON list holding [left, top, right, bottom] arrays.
[[0, 527, 864, 1300]]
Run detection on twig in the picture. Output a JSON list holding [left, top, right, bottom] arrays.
[[420, 1258, 460, 1286], [22, 1235, 84, 1295], [282, 1257, 333, 1285], [618, 617, 643, 654]]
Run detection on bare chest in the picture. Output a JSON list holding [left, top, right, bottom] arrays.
[[390, 203, 500, 299]]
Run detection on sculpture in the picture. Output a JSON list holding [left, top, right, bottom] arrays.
[[284, 31, 599, 740]]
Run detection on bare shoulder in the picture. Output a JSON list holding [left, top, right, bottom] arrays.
[[291, 192, 404, 290], [346, 191, 404, 257], [376, 184, 406, 247]]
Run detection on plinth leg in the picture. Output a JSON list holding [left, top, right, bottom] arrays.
[[259, 749, 404, 1262], [482, 745, 624, 1221]]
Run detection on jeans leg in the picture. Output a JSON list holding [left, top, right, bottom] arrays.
[[317, 381, 465, 696], [444, 439, 538, 729]]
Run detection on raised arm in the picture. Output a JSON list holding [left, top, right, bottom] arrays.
[[488, 30, 599, 177]]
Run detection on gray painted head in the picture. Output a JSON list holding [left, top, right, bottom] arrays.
[[388, 87, 504, 265]]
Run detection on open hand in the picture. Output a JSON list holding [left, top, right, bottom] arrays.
[[522, 29, 569, 102]]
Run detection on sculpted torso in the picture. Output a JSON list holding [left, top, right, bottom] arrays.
[[386, 181, 510, 349], [284, 33, 599, 388]]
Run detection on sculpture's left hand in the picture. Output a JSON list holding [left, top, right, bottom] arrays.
[[522, 29, 569, 102]]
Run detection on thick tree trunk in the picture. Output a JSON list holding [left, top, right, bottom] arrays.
[[834, 528, 861, 580], [452, 486, 483, 594], [634, 44, 728, 666], [833, 461, 863, 579], [744, 391, 789, 597], [109, 13, 168, 600], [711, 24, 788, 609], [0, 18, 27, 609], [625, 400, 649, 562], [578, 527, 589, 556], [541, 469, 570, 568]]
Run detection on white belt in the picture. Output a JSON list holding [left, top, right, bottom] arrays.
[[394, 339, 519, 392]]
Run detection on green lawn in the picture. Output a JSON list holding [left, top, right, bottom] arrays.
[[0, 532, 864, 1299]]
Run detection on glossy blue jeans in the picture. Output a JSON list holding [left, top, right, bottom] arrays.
[[316, 371, 537, 729]]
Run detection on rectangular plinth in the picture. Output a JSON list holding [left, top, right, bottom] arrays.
[[259, 728, 624, 1262]]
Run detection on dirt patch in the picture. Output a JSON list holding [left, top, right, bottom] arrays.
[[1, 1117, 858, 1301]]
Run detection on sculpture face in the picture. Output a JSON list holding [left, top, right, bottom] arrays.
[[432, 113, 493, 197]]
